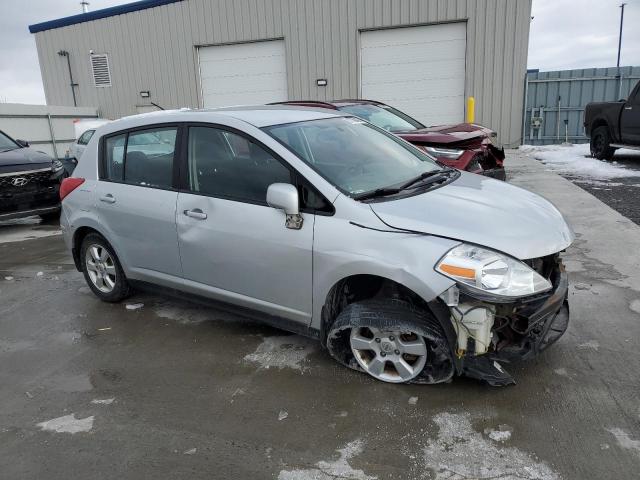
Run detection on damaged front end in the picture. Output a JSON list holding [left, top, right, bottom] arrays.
[[436, 254, 569, 386]]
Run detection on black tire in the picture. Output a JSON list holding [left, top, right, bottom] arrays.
[[39, 209, 61, 223], [80, 233, 131, 302], [590, 126, 616, 160], [326, 298, 454, 384]]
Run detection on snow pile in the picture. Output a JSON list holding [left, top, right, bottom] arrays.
[[520, 144, 640, 180]]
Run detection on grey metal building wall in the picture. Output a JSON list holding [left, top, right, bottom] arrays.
[[33, 0, 532, 146], [523, 66, 640, 145]]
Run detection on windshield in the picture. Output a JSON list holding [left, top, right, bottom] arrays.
[[264, 117, 441, 196], [0, 131, 19, 152], [337, 104, 423, 132]]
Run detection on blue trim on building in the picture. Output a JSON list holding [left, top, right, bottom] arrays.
[[28, 0, 183, 34]]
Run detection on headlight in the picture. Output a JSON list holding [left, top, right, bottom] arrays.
[[435, 244, 552, 298], [52, 160, 64, 172], [423, 146, 464, 160]]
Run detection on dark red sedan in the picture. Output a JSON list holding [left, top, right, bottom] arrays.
[[271, 99, 505, 180]]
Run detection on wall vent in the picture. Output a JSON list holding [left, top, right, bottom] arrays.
[[90, 54, 111, 87]]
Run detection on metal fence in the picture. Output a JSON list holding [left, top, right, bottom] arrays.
[[522, 66, 640, 145], [0, 104, 99, 159]]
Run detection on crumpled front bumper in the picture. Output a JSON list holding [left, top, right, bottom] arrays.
[[431, 264, 570, 386], [491, 271, 569, 362]]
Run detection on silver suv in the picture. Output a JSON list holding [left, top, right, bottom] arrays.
[[60, 107, 573, 386]]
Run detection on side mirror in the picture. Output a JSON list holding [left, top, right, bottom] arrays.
[[267, 183, 303, 230], [16, 139, 29, 148]]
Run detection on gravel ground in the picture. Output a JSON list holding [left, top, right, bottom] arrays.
[[520, 145, 640, 225]]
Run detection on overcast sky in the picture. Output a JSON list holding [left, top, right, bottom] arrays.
[[1, 0, 639, 104]]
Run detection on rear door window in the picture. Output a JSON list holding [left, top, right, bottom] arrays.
[[104, 134, 126, 182], [102, 127, 177, 189], [124, 128, 177, 188]]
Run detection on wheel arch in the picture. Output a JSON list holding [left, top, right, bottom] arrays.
[[71, 224, 120, 272], [318, 273, 458, 358]]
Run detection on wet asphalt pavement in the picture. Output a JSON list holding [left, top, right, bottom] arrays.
[[1, 153, 640, 479]]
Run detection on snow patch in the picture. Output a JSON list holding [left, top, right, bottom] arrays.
[[0, 224, 61, 244], [183, 448, 197, 455], [91, 398, 115, 405], [607, 428, 640, 457], [153, 302, 216, 324], [629, 299, 640, 314], [126, 302, 144, 311], [485, 425, 513, 442], [578, 340, 600, 351], [244, 335, 316, 372], [553, 368, 571, 378], [36, 414, 94, 434], [408, 397, 418, 405], [278, 410, 289, 421], [520, 144, 640, 180], [278, 440, 375, 480], [424, 413, 559, 479]]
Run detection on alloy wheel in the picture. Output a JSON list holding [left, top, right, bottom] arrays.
[[85, 244, 117, 293], [349, 326, 427, 383]]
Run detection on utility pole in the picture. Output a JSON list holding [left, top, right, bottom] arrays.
[[617, 3, 626, 68]]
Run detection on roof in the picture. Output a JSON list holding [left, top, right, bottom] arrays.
[[28, 0, 183, 34], [99, 106, 343, 134]]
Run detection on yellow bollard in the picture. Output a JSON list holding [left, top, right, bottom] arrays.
[[466, 96, 475, 124]]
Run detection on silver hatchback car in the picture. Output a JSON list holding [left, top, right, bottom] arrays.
[[60, 107, 574, 386]]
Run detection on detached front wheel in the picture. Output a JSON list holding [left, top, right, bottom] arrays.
[[590, 126, 616, 160], [327, 299, 454, 384]]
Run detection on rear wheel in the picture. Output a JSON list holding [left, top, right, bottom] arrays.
[[80, 233, 131, 302], [326, 298, 454, 384], [590, 126, 616, 160]]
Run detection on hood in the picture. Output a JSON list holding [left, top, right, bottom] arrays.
[[369, 172, 574, 260], [0, 147, 52, 168], [397, 123, 491, 147]]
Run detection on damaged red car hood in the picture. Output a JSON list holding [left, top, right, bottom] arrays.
[[398, 123, 493, 147]]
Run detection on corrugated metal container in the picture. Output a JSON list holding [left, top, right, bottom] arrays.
[[523, 66, 640, 145], [32, 0, 532, 146]]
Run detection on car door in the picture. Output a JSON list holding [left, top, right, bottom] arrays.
[[95, 125, 183, 282], [621, 85, 640, 144], [176, 125, 314, 324]]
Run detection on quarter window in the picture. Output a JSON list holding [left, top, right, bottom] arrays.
[[187, 126, 291, 203], [78, 129, 95, 145]]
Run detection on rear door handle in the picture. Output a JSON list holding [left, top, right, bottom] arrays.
[[624, 106, 633, 110], [183, 208, 207, 220], [99, 194, 116, 204]]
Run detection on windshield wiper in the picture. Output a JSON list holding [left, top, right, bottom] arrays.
[[353, 187, 401, 201], [398, 169, 450, 190], [354, 168, 454, 201]]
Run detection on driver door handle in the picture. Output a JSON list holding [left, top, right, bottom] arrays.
[[99, 194, 116, 204], [183, 208, 207, 220]]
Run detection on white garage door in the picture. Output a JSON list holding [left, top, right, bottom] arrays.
[[360, 23, 466, 126], [199, 40, 287, 108]]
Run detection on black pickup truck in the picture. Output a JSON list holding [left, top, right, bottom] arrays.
[[585, 80, 640, 160]]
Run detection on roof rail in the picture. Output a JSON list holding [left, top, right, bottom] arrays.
[[268, 100, 339, 110]]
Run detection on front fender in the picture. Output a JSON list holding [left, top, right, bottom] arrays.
[[311, 212, 459, 330]]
